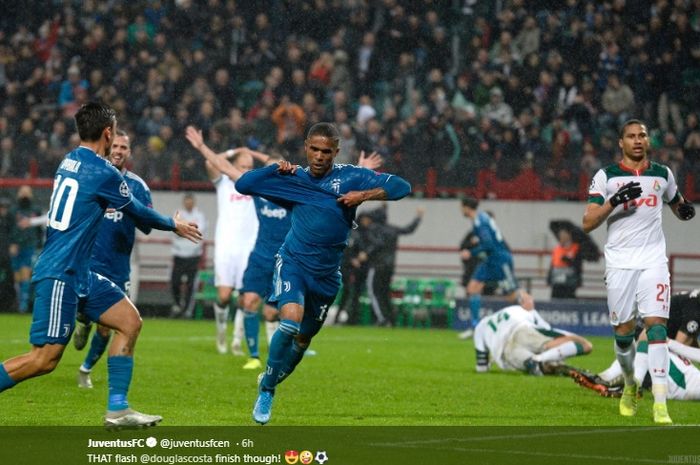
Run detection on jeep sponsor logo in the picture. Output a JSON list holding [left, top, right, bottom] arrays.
[[260, 204, 287, 219], [104, 208, 123, 222]]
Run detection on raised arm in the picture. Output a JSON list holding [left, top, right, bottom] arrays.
[[396, 207, 424, 235], [357, 150, 383, 170], [245, 148, 271, 165], [185, 126, 246, 181]]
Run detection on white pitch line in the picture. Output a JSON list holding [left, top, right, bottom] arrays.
[[367, 427, 679, 464], [410, 446, 670, 464], [368, 426, 669, 447]]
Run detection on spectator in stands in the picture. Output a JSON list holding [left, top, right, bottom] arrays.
[[354, 31, 381, 98], [656, 50, 684, 136], [211, 68, 237, 119], [0, 0, 699, 202], [514, 16, 540, 58], [329, 50, 353, 98], [556, 71, 579, 114], [170, 193, 207, 319], [271, 95, 306, 156], [601, 73, 635, 131], [14, 118, 36, 176], [495, 127, 521, 181], [580, 141, 602, 179], [682, 114, 700, 177], [680, 113, 700, 150], [482, 87, 514, 127], [655, 132, 687, 191], [58, 65, 88, 111], [0, 137, 15, 177]]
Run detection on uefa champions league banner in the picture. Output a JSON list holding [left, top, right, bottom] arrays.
[[453, 297, 611, 336]]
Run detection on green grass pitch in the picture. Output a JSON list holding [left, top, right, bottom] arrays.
[[1, 313, 700, 426]]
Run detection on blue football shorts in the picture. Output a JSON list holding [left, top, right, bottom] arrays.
[[240, 251, 275, 298], [473, 255, 518, 293], [30, 272, 125, 345], [11, 247, 34, 270], [269, 255, 340, 338]]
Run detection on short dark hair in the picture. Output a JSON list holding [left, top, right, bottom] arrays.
[[75, 102, 116, 142], [461, 196, 479, 209], [307, 122, 340, 143], [618, 119, 646, 138]]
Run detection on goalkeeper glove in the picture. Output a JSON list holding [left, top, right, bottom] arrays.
[[678, 201, 695, 221], [609, 181, 642, 207]]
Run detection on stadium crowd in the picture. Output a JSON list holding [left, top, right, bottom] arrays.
[[1, 0, 699, 198]]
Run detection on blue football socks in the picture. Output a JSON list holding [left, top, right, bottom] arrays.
[[107, 356, 133, 411], [469, 294, 482, 328], [0, 364, 16, 392], [82, 331, 110, 371], [18, 281, 30, 313], [243, 311, 260, 358], [261, 319, 299, 392], [277, 340, 307, 385]]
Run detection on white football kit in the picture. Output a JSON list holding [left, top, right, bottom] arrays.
[[474, 305, 552, 371], [213, 174, 258, 288], [588, 162, 680, 323]]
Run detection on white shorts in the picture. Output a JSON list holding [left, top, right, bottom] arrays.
[[502, 325, 551, 371], [605, 265, 670, 326], [214, 249, 251, 289]]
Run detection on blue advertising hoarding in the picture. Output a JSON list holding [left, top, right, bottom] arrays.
[[453, 296, 611, 336]]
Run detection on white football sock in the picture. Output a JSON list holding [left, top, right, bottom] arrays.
[[533, 341, 578, 363], [265, 321, 279, 345], [648, 341, 669, 403], [214, 303, 229, 332]]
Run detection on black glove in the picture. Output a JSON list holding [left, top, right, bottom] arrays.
[[678, 201, 696, 221], [609, 181, 642, 208]]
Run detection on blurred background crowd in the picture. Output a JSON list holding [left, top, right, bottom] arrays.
[[1, 0, 699, 199]]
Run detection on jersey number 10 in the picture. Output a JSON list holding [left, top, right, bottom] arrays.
[[47, 175, 79, 231]]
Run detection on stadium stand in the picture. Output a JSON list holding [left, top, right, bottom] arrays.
[[0, 0, 699, 200]]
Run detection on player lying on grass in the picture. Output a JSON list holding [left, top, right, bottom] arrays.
[[571, 339, 700, 401], [475, 295, 593, 375], [572, 289, 700, 401]]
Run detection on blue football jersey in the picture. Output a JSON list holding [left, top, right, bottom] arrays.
[[90, 170, 153, 287], [238, 163, 408, 275], [251, 196, 291, 260], [471, 210, 512, 260], [32, 147, 133, 296]]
